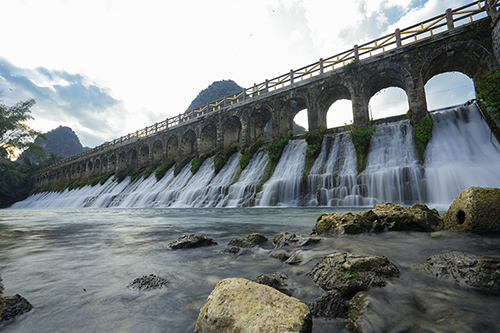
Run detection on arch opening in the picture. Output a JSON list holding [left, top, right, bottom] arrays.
[[138, 146, 148, 166], [293, 109, 308, 133], [369, 87, 409, 120], [167, 136, 179, 161], [181, 130, 197, 159], [327, 99, 353, 128], [425, 72, 475, 111], [248, 108, 272, 144]]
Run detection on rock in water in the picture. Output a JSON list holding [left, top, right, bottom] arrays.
[[442, 187, 500, 234], [168, 234, 218, 249], [253, 272, 294, 296], [309, 289, 348, 319], [127, 274, 168, 290], [227, 233, 268, 248], [310, 251, 399, 296], [194, 278, 312, 333], [1, 294, 33, 322], [0, 277, 4, 321], [422, 251, 500, 291]]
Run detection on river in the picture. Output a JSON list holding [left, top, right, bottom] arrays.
[[1, 207, 500, 332]]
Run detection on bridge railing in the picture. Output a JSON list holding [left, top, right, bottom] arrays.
[[31, 0, 498, 177]]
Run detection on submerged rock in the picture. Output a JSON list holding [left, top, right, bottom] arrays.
[[443, 187, 500, 234], [168, 234, 218, 249], [422, 251, 500, 291], [273, 232, 320, 248], [310, 251, 399, 296], [194, 278, 312, 333], [253, 272, 294, 296], [0, 277, 3, 321], [309, 289, 348, 319], [227, 233, 268, 248], [347, 292, 370, 333], [312, 202, 442, 235], [127, 274, 168, 290], [1, 294, 33, 322]]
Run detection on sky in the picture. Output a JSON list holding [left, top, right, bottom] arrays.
[[0, 0, 479, 148]]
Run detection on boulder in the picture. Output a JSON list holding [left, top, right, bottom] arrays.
[[422, 251, 500, 291], [310, 251, 399, 296], [312, 212, 373, 235], [1, 294, 33, 322], [347, 292, 370, 333], [194, 278, 312, 333], [370, 202, 442, 231], [442, 187, 500, 234], [308, 289, 348, 319], [253, 272, 294, 296], [168, 234, 218, 249], [312, 203, 442, 236], [227, 233, 268, 248], [273, 232, 320, 248], [127, 274, 168, 290]]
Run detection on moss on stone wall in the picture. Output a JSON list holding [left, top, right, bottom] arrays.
[[411, 112, 434, 163], [302, 127, 325, 176], [348, 122, 375, 173]]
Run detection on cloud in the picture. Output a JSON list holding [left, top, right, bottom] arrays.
[[0, 58, 123, 147]]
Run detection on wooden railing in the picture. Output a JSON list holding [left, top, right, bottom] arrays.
[[31, 0, 498, 177]]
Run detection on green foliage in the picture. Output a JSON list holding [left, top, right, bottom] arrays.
[[174, 157, 191, 176], [341, 267, 358, 282], [302, 128, 325, 174], [0, 99, 42, 159], [185, 80, 244, 113], [156, 159, 175, 180], [239, 138, 265, 170], [214, 146, 239, 174], [268, 132, 292, 166], [113, 167, 130, 183], [348, 122, 375, 172], [0, 162, 32, 207], [413, 114, 434, 162], [190, 157, 201, 174], [478, 71, 500, 122], [292, 121, 306, 135]]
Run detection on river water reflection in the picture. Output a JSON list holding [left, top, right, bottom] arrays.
[[1, 208, 499, 332]]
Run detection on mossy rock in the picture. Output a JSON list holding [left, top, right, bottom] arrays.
[[443, 187, 500, 234], [228, 233, 268, 248]]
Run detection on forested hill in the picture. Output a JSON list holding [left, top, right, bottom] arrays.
[[35, 126, 89, 158], [185, 80, 244, 113]]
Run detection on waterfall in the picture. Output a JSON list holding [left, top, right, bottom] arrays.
[[10, 103, 500, 210], [256, 139, 307, 207], [424, 104, 500, 209]]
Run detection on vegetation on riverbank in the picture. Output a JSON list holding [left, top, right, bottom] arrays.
[[347, 122, 375, 173]]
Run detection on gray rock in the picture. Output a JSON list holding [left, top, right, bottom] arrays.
[[442, 186, 500, 234], [1, 294, 33, 322], [273, 232, 320, 248], [310, 251, 399, 296], [128, 274, 168, 290], [168, 234, 217, 249], [227, 233, 268, 248], [422, 251, 500, 291], [194, 278, 312, 333], [253, 272, 294, 296], [309, 289, 348, 319], [312, 212, 373, 235]]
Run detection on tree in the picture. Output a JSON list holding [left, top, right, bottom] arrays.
[[0, 99, 42, 159]]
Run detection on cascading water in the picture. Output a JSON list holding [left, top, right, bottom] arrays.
[[424, 104, 500, 209], [10, 103, 500, 209], [256, 139, 307, 207]]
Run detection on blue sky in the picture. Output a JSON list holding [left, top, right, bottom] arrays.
[[0, 0, 477, 148]]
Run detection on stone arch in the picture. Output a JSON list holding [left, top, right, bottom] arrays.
[[152, 140, 164, 164], [248, 107, 272, 145], [139, 145, 148, 166], [280, 97, 307, 134], [181, 130, 197, 159], [94, 158, 100, 175], [425, 72, 475, 111], [222, 116, 242, 151], [167, 135, 179, 161], [109, 153, 117, 172], [87, 161, 94, 177], [421, 41, 497, 88], [317, 83, 352, 129], [117, 150, 127, 170], [101, 156, 108, 174], [199, 123, 217, 155]]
